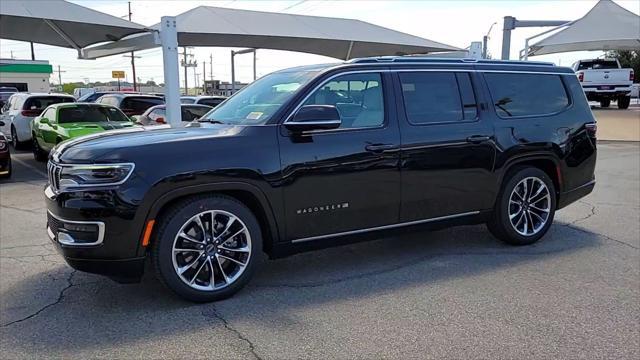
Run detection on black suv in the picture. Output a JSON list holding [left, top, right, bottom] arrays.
[[45, 58, 596, 302]]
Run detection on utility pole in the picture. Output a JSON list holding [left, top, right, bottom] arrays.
[[202, 60, 206, 94], [193, 70, 198, 95], [180, 47, 197, 95], [56, 65, 66, 91], [127, 2, 138, 91], [30, 42, 35, 60], [209, 53, 213, 81]]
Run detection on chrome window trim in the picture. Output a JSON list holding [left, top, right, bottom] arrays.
[[291, 210, 480, 243], [47, 211, 105, 246]]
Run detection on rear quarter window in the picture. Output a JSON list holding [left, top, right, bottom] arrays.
[[484, 73, 570, 118], [121, 97, 164, 115], [23, 96, 74, 111]]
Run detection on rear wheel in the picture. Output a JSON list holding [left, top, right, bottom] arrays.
[[152, 195, 263, 302], [488, 167, 556, 245], [599, 99, 610, 108], [32, 135, 48, 162], [617, 95, 630, 109], [10, 126, 26, 150]]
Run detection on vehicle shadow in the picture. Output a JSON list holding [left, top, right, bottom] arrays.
[[0, 222, 602, 354]]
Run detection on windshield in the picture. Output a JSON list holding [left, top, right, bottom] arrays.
[[58, 105, 130, 123], [201, 70, 319, 125]]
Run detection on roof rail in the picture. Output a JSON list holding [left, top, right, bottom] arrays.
[[349, 56, 555, 67]]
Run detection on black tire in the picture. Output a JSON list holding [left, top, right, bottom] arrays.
[[0, 157, 10, 179], [617, 95, 630, 109], [32, 134, 48, 162], [10, 126, 26, 150], [487, 167, 556, 246], [599, 99, 610, 108], [152, 195, 263, 302]]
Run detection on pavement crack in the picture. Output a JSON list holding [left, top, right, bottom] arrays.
[[1, 270, 77, 328], [201, 307, 262, 360], [0, 204, 45, 214]]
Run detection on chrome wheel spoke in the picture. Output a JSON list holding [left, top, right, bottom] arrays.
[[217, 253, 247, 267], [179, 232, 203, 244], [530, 203, 549, 212], [178, 253, 204, 275], [190, 256, 209, 284], [216, 216, 237, 240], [219, 228, 246, 246], [509, 207, 522, 220], [214, 255, 230, 284], [218, 245, 250, 253]]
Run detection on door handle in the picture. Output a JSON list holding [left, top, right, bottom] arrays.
[[365, 143, 398, 153], [466, 135, 491, 144]]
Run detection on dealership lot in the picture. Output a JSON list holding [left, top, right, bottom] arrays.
[[0, 141, 638, 359]]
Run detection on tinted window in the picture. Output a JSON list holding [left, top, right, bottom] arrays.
[[399, 72, 476, 124], [485, 73, 570, 117], [180, 98, 196, 104], [23, 96, 73, 113], [182, 106, 211, 121], [197, 98, 224, 107], [303, 73, 384, 128], [576, 60, 618, 70], [58, 105, 130, 123], [120, 97, 164, 115]]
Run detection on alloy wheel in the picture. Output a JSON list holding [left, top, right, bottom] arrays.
[[508, 177, 551, 236], [171, 210, 252, 291]]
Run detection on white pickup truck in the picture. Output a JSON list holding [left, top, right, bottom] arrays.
[[572, 59, 634, 109]]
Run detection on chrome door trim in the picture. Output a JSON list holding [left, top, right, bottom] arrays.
[[291, 210, 480, 243]]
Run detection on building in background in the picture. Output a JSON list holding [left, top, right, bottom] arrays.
[[204, 80, 248, 96], [0, 59, 52, 92]]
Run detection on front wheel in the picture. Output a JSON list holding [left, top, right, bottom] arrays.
[[152, 195, 263, 302], [10, 126, 26, 150], [488, 167, 556, 245], [32, 135, 48, 162]]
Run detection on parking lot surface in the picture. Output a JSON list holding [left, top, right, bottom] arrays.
[[1, 142, 638, 359]]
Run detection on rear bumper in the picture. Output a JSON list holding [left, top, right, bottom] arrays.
[[557, 180, 595, 210]]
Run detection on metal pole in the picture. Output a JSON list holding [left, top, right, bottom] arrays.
[[203, 60, 206, 93], [57, 65, 62, 87], [128, 2, 137, 92], [253, 50, 257, 81], [231, 50, 236, 94], [193, 67, 197, 95], [160, 16, 181, 127], [210, 53, 213, 81], [482, 36, 488, 59], [183, 47, 188, 95], [501, 16, 515, 60], [30, 42, 35, 60], [117, 78, 121, 91]]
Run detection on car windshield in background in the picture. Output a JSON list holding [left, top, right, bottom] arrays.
[[25, 96, 74, 111], [182, 106, 212, 121], [198, 98, 225, 107], [576, 60, 619, 70], [201, 70, 319, 125], [180, 97, 196, 104], [58, 105, 130, 123], [121, 97, 164, 115]]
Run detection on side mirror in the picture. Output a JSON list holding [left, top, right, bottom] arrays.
[[40, 118, 50, 124], [285, 105, 341, 132]]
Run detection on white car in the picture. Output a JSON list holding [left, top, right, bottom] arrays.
[[572, 58, 634, 109], [0, 93, 74, 149], [180, 95, 227, 107]]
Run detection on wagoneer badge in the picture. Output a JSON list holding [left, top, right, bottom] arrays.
[[297, 202, 349, 215]]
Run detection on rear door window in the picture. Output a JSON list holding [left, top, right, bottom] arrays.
[[121, 97, 164, 115], [23, 96, 74, 112], [484, 73, 570, 118], [398, 72, 477, 124]]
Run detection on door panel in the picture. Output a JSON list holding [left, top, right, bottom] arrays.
[[279, 71, 401, 241], [395, 71, 497, 222]]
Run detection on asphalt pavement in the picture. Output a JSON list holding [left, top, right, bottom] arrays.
[[0, 143, 638, 359]]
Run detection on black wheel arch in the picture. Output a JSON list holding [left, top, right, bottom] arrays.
[[497, 154, 563, 203], [138, 182, 281, 258]]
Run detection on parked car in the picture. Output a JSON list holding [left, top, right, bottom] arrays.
[[0, 93, 75, 149], [0, 86, 18, 109], [572, 58, 634, 109], [31, 103, 138, 161], [45, 57, 597, 302], [77, 91, 140, 103], [136, 104, 212, 126], [0, 121, 11, 179], [180, 95, 227, 107], [95, 94, 164, 117], [73, 87, 96, 99]]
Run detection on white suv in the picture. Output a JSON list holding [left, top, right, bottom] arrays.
[[0, 93, 74, 149]]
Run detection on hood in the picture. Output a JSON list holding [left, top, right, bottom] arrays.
[[53, 124, 245, 163], [60, 121, 137, 137]]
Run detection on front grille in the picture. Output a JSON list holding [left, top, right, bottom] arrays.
[[47, 161, 62, 192]]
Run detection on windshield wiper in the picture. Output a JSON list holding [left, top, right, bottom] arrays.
[[198, 118, 225, 124]]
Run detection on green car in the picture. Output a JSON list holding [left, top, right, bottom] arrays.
[[32, 103, 138, 161]]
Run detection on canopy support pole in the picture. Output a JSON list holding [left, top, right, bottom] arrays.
[[346, 41, 354, 60], [43, 19, 83, 58], [159, 16, 181, 127], [520, 21, 574, 60]]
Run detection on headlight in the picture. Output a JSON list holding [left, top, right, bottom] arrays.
[[58, 163, 135, 190], [0, 140, 6, 150]]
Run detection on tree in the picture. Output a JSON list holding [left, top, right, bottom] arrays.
[[606, 50, 640, 83]]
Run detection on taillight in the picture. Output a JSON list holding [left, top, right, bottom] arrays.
[[577, 72, 584, 82], [21, 109, 41, 117], [586, 122, 597, 137], [630, 70, 634, 82], [155, 118, 166, 124]]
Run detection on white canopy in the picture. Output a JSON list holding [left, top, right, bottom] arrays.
[[82, 6, 459, 60], [0, 0, 146, 51], [527, 0, 640, 56]]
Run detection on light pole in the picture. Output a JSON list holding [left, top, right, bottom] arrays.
[[482, 22, 497, 59]]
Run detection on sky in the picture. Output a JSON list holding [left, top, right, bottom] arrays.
[[1, 0, 638, 86]]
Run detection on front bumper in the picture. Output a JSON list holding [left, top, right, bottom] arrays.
[[45, 184, 147, 281]]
